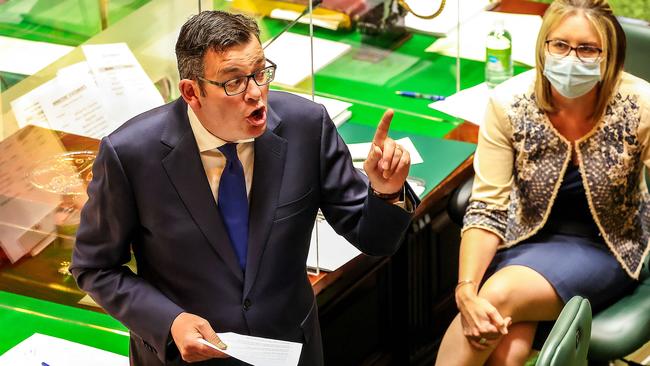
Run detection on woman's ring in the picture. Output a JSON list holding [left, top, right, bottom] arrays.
[[479, 337, 487, 345]]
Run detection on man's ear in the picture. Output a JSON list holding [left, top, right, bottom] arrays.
[[179, 79, 202, 110]]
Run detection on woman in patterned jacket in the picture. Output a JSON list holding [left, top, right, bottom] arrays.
[[436, 0, 650, 365]]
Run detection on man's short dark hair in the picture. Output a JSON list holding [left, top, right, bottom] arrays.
[[175, 10, 261, 82]]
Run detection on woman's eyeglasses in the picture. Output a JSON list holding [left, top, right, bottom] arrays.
[[545, 40, 602, 63]]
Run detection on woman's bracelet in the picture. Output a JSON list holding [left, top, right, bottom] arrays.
[[455, 279, 476, 292]]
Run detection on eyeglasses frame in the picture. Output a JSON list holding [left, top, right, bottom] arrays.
[[198, 58, 277, 96], [545, 40, 603, 63]]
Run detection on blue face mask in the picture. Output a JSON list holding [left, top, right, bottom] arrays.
[[543, 54, 601, 98]]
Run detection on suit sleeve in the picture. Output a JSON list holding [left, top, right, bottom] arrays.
[[70, 136, 183, 363], [317, 105, 412, 255]]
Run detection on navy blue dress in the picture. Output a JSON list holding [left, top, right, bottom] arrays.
[[487, 164, 635, 311]]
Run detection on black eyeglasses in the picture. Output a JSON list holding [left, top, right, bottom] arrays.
[[198, 59, 277, 96], [545, 40, 602, 63]]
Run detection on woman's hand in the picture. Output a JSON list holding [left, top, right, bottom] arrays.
[[455, 286, 511, 349]]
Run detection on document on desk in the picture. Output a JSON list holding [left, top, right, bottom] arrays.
[[347, 137, 424, 169], [270, 8, 343, 31], [15, 72, 113, 138], [287, 91, 353, 127], [263, 32, 351, 86], [307, 216, 361, 271], [0, 35, 73, 75], [35, 71, 113, 139], [428, 82, 490, 127], [198, 333, 302, 366], [0, 333, 128, 366], [82, 43, 164, 126], [426, 11, 542, 67]]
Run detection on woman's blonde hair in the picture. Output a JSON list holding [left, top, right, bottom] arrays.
[[534, 0, 626, 120]]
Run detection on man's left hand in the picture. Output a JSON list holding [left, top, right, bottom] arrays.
[[363, 109, 411, 196]]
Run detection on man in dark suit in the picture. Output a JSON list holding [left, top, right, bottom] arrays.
[[71, 10, 413, 366]]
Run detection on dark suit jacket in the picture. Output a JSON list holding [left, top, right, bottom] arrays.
[[70, 91, 412, 365]]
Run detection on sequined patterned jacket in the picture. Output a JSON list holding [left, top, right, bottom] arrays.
[[463, 70, 650, 279]]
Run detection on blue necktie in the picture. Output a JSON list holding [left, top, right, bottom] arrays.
[[218, 143, 249, 271]]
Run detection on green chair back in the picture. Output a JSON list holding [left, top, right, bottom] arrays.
[[621, 18, 650, 82], [536, 296, 592, 366]]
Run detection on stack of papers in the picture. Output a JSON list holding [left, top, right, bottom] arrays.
[[426, 11, 543, 67], [263, 32, 351, 86], [405, 0, 493, 36], [0, 333, 128, 365], [10, 43, 164, 139], [288, 92, 352, 127]]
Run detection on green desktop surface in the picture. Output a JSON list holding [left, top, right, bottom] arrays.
[[0, 290, 128, 356]]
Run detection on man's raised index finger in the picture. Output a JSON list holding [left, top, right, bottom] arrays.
[[372, 109, 394, 147]]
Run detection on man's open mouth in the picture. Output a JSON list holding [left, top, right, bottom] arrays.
[[246, 106, 266, 126]]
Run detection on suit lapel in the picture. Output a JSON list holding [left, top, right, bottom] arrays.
[[244, 107, 286, 297], [161, 99, 244, 282]]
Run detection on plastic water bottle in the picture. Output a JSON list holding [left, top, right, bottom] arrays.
[[485, 19, 513, 88]]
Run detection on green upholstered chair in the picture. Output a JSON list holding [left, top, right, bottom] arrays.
[[620, 17, 650, 82], [447, 174, 650, 365], [535, 296, 592, 366], [588, 255, 650, 365]]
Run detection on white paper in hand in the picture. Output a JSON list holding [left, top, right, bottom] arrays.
[[198, 333, 302, 366]]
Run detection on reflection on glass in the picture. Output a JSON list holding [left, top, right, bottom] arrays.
[[28, 150, 95, 231]]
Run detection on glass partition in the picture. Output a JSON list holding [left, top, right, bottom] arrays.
[[0, 0, 501, 305]]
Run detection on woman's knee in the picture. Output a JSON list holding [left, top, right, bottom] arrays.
[[479, 276, 516, 314]]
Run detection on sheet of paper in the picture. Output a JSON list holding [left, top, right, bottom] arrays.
[[0, 35, 73, 75], [263, 32, 351, 86], [82, 43, 164, 125], [0, 333, 128, 366], [198, 333, 302, 366], [307, 217, 361, 271], [270, 9, 341, 30], [287, 92, 352, 127], [57, 61, 95, 81], [0, 196, 56, 263], [36, 73, 113, 139], [426, 11, 542, 67], [428, 82, 490, 126], [404, 0, 492, 36], [10, 78, 55, 129], [347, 137, 424, 166]]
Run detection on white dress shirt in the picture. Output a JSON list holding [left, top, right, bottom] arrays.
[[187, 108, 254, 204]]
